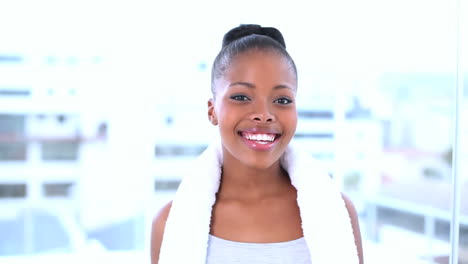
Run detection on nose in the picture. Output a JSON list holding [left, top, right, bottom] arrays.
[[250, 101, 275, 123]]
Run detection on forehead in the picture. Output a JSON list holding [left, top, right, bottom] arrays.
[[223, 50, 296, 85]]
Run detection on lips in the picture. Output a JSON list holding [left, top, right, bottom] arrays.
[[238, 129, 281, 150]]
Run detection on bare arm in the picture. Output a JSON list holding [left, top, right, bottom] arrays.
[[342, 194, 364, 264], [150, 201, 172, 264]]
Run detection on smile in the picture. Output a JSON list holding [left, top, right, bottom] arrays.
[[240, 132, 277, 143], [238, 131, 281, 150]]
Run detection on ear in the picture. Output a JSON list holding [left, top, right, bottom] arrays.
[[207, 99, 218, 126]]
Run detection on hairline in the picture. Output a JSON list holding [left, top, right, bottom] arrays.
[[211, 47, 297, 99]]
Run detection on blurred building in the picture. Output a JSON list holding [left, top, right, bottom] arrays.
[[1, 34, 467, 264], [0, 53, 150, 255]]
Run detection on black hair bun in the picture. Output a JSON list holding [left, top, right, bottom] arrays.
[[222, 24, 286, 49]]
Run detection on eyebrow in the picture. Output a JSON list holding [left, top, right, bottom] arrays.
[[229, 82, 293, 90]]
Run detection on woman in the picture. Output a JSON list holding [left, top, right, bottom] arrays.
[[152, 24, 364, 264]]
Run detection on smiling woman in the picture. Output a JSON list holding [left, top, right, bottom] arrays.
[[151, 24, 363, 264], [209, 49, 297, 170]]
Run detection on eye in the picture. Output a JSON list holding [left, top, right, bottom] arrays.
[[229, 94, 250, 101], [274, 97, 293, 105]]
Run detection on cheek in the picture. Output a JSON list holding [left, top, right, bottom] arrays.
[[290, 117, 298, 135], [217, 109, 236, 131], [282, 110, 298, 130]]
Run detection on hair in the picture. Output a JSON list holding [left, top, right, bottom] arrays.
[[211, 24, 298, 97]]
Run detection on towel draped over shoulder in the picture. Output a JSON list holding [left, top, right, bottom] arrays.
[[158, 139, 359, 264]]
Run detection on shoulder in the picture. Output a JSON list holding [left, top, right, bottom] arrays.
[[151, 201, 173, 264], [341, 193, 364, 264], [341, 193, 358, 221]]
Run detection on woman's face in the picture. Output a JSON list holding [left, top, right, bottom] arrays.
[[208, 50, 298, 169]]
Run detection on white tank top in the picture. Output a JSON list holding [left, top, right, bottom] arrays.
[[206, 235, 312, 264]]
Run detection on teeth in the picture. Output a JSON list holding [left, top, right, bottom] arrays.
[[243, 133, 275, 142]]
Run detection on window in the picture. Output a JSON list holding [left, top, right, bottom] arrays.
[[0, 115, 26, 161]]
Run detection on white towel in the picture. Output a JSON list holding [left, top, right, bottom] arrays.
[[158, 138, 359, 264]]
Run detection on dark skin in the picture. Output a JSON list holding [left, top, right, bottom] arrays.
[[210, 165, 303, 243], [151, 50, 364, 264], [151, 194, 363, 263]]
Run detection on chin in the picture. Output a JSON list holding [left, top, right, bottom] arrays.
[[221, 141, 286, 170]]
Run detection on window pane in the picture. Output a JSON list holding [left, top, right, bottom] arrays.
[[0, 115, 26, 161], [0, 184, 26, 198], [360, 75, 455, 262], [41, 141, 79, 161], [42, 183, 74, 197]]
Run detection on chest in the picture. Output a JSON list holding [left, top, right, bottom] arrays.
[[209, 195, 304, 242]]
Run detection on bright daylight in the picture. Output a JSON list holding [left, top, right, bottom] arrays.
[[0, 1, 467, 263]]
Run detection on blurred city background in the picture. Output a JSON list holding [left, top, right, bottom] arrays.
[[0, 0, 467, 263]]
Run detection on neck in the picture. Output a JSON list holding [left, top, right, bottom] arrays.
[[218, 152, 290, 201]]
